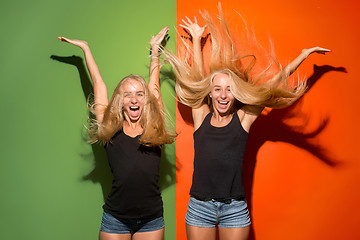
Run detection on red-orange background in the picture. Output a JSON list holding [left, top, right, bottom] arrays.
[[176, 0, 360, 239]]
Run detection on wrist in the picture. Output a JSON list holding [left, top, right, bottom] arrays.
[[150, 46, 161, 57], [192, 36, 202, 42]]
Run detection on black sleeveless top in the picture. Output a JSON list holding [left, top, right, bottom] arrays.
[[103, 130, 163, 220], [190, 112, 248, 200]]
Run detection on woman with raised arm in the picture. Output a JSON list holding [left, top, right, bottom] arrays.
[[58, 26, 175, 240], [164, 6, 330, 240]]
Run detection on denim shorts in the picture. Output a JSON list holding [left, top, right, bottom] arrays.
[[185, 196, 251, 228], [100, 211, 165, 234]]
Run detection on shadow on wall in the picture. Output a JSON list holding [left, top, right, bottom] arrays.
[[50, 55, 176, 200], [244, 64, 347, 240], [176, 64, 347, 240]]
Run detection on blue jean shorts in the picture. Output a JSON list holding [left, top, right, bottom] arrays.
[[100, 211, 165, 234], [185, 196, 251, 228]]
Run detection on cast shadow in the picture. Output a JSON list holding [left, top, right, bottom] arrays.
[[158, 67, 177, 190], [51, 55, 112, 201], [244, 64, 347, 240], [159, 68, 184, 185], [51, 55, 178, 200], [176, 64, 347, 239]]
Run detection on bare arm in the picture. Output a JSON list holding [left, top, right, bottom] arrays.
[[180, 16, 207, 77], [180, 17, 210, 127], [239, 47, 331, 131], [148, 27, 169, 110], [58, 37, 109, 123], [268, 47, 331, 86]]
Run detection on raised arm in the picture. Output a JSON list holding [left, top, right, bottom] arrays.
[[268, 47, 331, 86], [180, 16, 207, 76], [239, 47, 331, 132], [148, 27, 169, 109], [180, 17, 211, 129], [58, 37, 109, 123]]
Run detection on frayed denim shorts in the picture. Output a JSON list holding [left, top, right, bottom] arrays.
[[100, 211, 164, 234], [185, 196, 251, 228]]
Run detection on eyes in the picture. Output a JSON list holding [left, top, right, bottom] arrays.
[[214, 87, 231, 92], [124, 91, 145, 98]]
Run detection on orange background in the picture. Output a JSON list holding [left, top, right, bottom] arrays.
[[175, 0, 360, 239]]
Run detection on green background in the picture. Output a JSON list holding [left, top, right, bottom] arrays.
[[0, 0, 176, 239]]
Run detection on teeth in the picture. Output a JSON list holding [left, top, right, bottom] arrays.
[[219, 101, 228, 104], [130, 106, 139, 110]]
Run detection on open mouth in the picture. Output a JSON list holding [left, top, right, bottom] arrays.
[[130, 106, 140, 111], [129, 106, 141, 118], [218, 100, 229, 108]]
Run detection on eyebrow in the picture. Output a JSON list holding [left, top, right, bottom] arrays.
[[124, 91, 145, 94]]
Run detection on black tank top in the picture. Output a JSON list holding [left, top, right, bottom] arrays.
[[103, 130, 163, 220], [190, 112, 248, 200]]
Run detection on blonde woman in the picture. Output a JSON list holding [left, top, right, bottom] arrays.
[[58, 26, 175, 240], [164, 6, 330, 240]]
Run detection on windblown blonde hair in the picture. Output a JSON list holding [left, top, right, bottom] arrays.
[[164, 4, 306, 109], [88, 75, 175, 146]]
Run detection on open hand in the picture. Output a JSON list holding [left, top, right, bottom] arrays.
[[58, 37, 88, 49], [180, 16, 207, 39], [150, 26, 169, 49], [303, 47, 331, 55]]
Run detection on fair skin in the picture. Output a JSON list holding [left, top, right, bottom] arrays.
[[121, 79, 146, 137], [182, 17, 330, 240], [58, 26, 169, 240]]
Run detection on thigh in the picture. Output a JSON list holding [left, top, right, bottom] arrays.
[[132, 228, 164, 240], [186, 224, 217, 240], [99, 231, 131, 240], [218, 226, 250, 240]]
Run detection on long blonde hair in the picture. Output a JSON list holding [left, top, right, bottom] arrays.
[[88, 75, 175, 146], [164, 4, 306, 109]]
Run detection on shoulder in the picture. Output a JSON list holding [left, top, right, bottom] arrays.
[[237, 105, 264, 133], [192, 104, 210, 132]]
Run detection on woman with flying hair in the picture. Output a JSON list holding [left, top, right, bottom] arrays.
[[164, 5, 330, 240], [58, 26, 175, 240]]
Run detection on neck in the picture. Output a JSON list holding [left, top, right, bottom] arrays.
[[123, 119, 142, 129], [212, 109, 233, 122]]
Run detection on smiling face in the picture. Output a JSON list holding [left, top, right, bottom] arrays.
[[121, 78, 146, 123], [209, 73, 235, 116]]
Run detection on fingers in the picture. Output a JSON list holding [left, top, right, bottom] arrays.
[[58, 36, 69, 43], [181, 18, 190, 27], [179, 24, 189, 30], [185, 16, 192, 24], [158, 26, 169, 39], [314, 47, 331, 54], [160, 26, 169, 34], [320, 48, 331, 52], [151, 26, 169, 46]]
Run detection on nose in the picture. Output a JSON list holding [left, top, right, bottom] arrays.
[[130, 95, 138, 103], [220, 90, 227, 99]]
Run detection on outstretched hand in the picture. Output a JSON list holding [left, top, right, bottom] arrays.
[[180, 16, 210, 50], [180, 16, 207, 39], [303, 47, 331, 55], [58, 37, 88, 49], [150, 26, 169, 49]]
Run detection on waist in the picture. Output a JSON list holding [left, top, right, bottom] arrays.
[[191, 195, 245, 204]]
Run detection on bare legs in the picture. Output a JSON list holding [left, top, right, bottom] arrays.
[[99, 231, 131, 240], [218, 226, 250, 240], [186, 225, 217, 240], [99, 228, 164, 240], [186, 224, 250, 240]]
